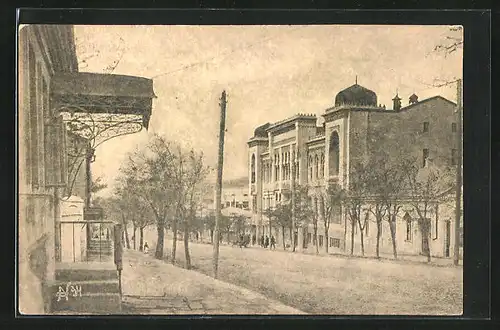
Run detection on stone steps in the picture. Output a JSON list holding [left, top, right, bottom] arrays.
[[52, 292, 121, 314], [55, 264, 118, 282], [51, 263, 121, 314]]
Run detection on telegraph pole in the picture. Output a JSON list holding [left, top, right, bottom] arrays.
[[213, 90, 227, 278], [453, 79, 462, 266], [291, 145, 296, 252]]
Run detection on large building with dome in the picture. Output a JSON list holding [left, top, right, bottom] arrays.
[[247, 82, 462, 259]]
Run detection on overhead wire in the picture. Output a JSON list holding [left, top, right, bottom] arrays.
[[150, 26, 304, 80]]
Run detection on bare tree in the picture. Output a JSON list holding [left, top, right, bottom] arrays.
[[434, 25, 463, 57], [321, 184, 344, 254], [272, 202, 292, 250], [344, 162, 370, 256], [402, 160, 454, 262], [118, 134, 177, 260]]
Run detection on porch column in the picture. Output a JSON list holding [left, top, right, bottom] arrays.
[[54, 187, 61, 262]]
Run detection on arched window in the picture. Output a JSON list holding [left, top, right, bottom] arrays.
[[404, 212, 412, 241], [314, 155, 319, 179], [329, 131, 340, 176], [309, 156, 313, 181], [320, 153, 325, 178], [251, 154, 256, 183]]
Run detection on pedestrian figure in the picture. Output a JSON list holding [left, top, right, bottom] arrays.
[[143, 242, 149, 254], [270, 235, 276, 250], [252, 234, 256, 245], [260, 235, 265, 247], [265, 235, 269, 248], [239, 234, 244, 249]]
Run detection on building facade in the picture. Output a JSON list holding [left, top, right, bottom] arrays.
[[248, 83, 462, 258], [18, 25, 79, 314], [18, 25, 155, 314]]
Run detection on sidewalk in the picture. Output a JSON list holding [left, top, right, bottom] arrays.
[[121, 250, 306, 315]]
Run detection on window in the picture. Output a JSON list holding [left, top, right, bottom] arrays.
[[315, 155, 319, 179], [423, 122, 429, 133], [451, 149, 459, 166], [252, 196, 257, 213], [251, 154, 255, 183], [330, 238, 340, 248], [422, 149, 429, 168], [452, 122, 457, 133], [320, 153, 325, 178], [404, 213, 412, 241], [307, 232, 312, 243], [329, 131, 340, 176], [319, 235, 324, 247], [309, 156, 313, 181]]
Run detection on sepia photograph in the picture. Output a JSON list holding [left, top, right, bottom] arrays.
[[17, 23, 463, 316]]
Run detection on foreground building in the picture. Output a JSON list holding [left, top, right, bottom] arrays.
[[18, 25, 155, 314], [248, 83, 462, 258]]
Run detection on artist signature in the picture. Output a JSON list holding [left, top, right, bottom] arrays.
[[55, 283, 82, 301]]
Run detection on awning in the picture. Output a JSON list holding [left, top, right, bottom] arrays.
[[50, 72, 156, 129]]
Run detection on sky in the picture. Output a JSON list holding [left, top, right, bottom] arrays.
[[73, 25, 463, 196]]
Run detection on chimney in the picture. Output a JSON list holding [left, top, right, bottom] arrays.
[[392, 93, 402, 111], [409, 93, 419, 105]]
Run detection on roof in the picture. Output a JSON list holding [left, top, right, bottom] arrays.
[[50, 72, 156, 129], [335, 84, 378, 107], [51, 72, 156, 99], [325, 95, 456, 114], [266, 113, 317, 133], [253, 123, 271, 138]]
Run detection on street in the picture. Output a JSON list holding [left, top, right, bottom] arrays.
[[121, 249, 305, 314], [147, 238, 463, 315]]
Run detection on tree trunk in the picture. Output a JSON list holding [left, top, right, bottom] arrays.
[[376, 217, 382, 259], [314, 221, 319, 254], [171, 215, 178, 264], [139, 227, 144, 252], [324, 228, 329, 254], [389, 215, 397, 259], [155, 222, 164, 259], [210, 229, 214, 244], [227, 230, 230, 243], [124, 223, 131, 249], [282, 225, 286, 250], [350, 220, 355, 256], [359, 228, 365, 257], [133, 225, 137, 250], [289, 227, 293, 248], [183, 219, 191, 269]]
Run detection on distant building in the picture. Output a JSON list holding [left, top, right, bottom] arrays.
[[248, 82, 462, 258]]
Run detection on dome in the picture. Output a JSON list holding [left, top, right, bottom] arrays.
[[334, 84, 378, 107]]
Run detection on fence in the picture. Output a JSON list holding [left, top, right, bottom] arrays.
[[59, 220, 115, 263]]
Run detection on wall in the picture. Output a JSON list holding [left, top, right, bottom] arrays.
[[343, 195, 462, 259], [18, 26, 57, 314]]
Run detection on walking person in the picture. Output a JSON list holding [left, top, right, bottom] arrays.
[[265, 235, 269, 249], [270, 235, 276, 250], [143, 242, 149, 254]]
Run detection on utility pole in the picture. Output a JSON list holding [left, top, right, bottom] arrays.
[[453, 79, 462, 266], [291, 145, 296, 252], [213, 90, 227, 278]]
